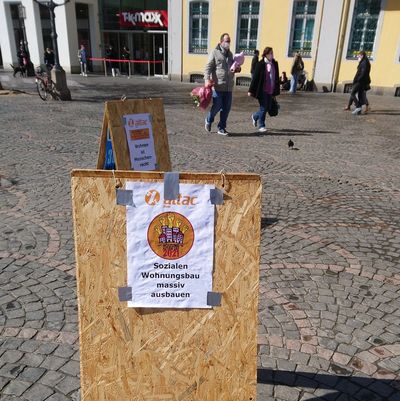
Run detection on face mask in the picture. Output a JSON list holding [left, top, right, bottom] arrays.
[[221, 42, 230, 50]]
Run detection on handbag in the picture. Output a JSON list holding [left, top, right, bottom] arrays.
[[268, 97, 279, 117]]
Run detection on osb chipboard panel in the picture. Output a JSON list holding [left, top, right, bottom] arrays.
[[97, 98, 172, 171], [71, 169, 261, 401]]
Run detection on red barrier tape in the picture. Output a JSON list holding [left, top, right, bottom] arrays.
[[89, 57, 163, 64]]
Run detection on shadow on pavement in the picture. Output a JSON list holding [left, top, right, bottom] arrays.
[[228, 128, 337, 137], [258, 368, 400, 401], [261, 217, 279, 229], [368, 111, 400, 116], [228, 131, 313, 137]]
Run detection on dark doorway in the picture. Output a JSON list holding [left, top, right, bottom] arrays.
[[76, 3, 92, 71]]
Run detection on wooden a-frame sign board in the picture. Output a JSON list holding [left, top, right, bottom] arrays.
[[72, 169, 262, 401], [97, 98, 172, 171]]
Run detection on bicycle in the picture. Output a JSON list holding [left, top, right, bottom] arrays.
[[35, 68, 57, 101]]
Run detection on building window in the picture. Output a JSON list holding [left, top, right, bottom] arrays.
[[39, 4, 52, 51], [189, 2, 208, 54], [347, 0, 381, 59], [289, 0, 317, 58], [236, 1, 259, 55]]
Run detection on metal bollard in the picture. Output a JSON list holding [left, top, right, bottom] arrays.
[[128, 61, 131, 79], [104, 59, 107, 77], [147, 61, 150, 80]]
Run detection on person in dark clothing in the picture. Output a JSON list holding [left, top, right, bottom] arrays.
[[344, 50, 371, 115], [279, 71, 290, 91], [44, 48, 55, 72], [105, 45, 119, 77], [17, 45, 28, 68], [250, 49, 259, 78], [121, 46, 131, 75], [248, 47, 280, 132]]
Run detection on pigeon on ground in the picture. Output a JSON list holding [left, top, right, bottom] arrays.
[[288, 139, 294, 149]]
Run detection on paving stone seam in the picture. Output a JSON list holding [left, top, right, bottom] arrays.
[[0, 210, 60, 259], [260, 289, 400, 378], [262, 263, 400, 286], [0, 327, 78, 345], [0, 252, 74, 276]]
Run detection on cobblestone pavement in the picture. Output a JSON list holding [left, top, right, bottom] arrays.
[[1, 73, 400, 401]]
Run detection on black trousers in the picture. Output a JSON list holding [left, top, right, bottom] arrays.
[[348, 82, 366, 108]]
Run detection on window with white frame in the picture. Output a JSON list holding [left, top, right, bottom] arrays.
[[189, 2, 209, 54], [289, 0, 317, 58], [347, 0, 381, 58], [236, 1, 259, 55]]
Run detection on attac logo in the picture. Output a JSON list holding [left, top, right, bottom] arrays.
[[145, 190, 161, 205], [120, 10, 168, 28], [144, 190, 197, 207]]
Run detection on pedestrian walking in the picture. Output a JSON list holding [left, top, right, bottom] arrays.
[[250, 49, 259, 79], [78, 44, 88, 76], [248, 47, 280, 133], [44, 48, 55, 72], [106, 45, 120, 77], [121, 45, 131, 75], [344, 50, 371, 115], [204, 33, 241, 136], [289, 52, 304, 93], [17, 44, 28, 69]]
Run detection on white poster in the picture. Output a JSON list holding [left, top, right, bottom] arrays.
[[126, 182, 215, 308], [123, 113, 157, 171]]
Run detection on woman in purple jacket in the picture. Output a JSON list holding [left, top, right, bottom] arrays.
[[248, 47, 280, 132]]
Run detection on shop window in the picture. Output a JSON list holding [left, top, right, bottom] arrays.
[[76, 2, 89, 19], [100, 0, 120, 30], [347, 0, 381, 59], [39, 4, 52, 51], [189, 2, 209, 54], [236, 76, 251, 87], [344, 83, 353, 93], [190, 73, 204, 83], [236, 1, 259, 55], [288, 1, 317, 58]]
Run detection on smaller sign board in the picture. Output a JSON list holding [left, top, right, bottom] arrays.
[[96, 99, 171, 171]]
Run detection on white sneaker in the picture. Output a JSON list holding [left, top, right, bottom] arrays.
[[258, 127, 267, 132], [217, 128, 229, 136], [352, 107, 362, 115]]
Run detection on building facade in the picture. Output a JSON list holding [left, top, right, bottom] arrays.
[[1, 0, 399, 95], [0, 0, 102, 73], [170, 0, 400, 95], [0, 0, 169, 75]]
